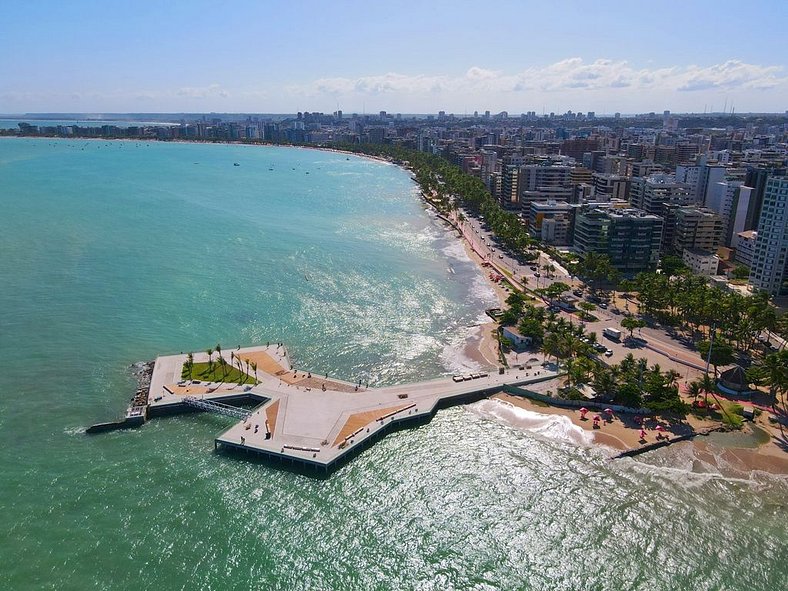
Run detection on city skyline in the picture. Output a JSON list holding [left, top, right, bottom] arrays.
[[1, 0, 786, 114]]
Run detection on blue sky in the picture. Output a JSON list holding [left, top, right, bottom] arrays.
[[1, 0, 786, 114]]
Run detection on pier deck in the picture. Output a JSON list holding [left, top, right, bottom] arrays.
[[145, 345, 559, 472]]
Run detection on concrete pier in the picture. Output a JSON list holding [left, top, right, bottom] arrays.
[[141, 344, 559, 473]]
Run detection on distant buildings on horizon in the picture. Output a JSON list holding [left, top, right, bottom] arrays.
[[4, 108, 787, 297]]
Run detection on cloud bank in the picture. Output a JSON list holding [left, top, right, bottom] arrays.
[[1, 59, 784, 113]]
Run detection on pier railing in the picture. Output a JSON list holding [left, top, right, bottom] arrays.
[[182, 396, 252, 420]]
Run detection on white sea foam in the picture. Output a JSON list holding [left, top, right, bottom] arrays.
[[469, 274, 499, 309], [441, 240, 471, 263], [439, 327, 482, 374], [469, 398, 596, 447]]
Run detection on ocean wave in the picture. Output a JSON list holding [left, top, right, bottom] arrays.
[[441, 240, 471, 263], [64, 426, 87, 436], [468, 398, 596, 447], [468, 274, 499, 309], [621, 442, 788, 490], [439, 328, 482, 374]]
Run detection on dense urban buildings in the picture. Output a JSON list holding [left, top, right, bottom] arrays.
[[5, 109, 788, 295]]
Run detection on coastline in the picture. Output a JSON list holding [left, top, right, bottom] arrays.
[[15, 136, 785, 474], [493, 393, 788, 475]]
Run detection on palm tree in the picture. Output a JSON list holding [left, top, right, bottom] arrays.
[[251, 361, 258, 382], [665, 369, 681, 389], [236, 356, 245, 383], [186, 352, 194, 380], [700, 372, 716, 407], [217, 355, 227, 381], [687, 380, 702, 404], [757, 351, 788, 409], [205, 348, 213, 372]]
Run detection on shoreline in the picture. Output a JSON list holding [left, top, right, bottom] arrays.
[[492, 393, 788, 475], [17, 136, 784, 474]]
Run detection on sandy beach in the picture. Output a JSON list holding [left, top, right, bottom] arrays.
[[493, 392, 788, 474]]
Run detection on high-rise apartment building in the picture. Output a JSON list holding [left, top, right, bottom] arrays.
[[671, 207, 724, 255], [528, 201, 576, 246], [750, 177, 788, 296], [573, 206, 663, 274], [517, 164, 572, 211], [629, 174, 692, 216]]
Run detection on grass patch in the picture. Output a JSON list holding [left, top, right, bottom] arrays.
[[720, 401, 744, 429], [182, 362, 258, 385]]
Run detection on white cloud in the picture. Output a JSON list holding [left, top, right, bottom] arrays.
[[291, 58, 786, 100], [676, 60, 782, 91], [175, 84, 230, 99]]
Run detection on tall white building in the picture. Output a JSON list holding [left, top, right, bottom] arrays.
[[706, 180, 754, 247], [676, 161, 726, 205], [750, 177, 788, 296]]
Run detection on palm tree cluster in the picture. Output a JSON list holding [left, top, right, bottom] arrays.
[[570, 252, 621, 293], [747, 350, 788, 409], [621, 273, 780, 353], [500, 292, 686, 413], [590, 354, 686, 412]]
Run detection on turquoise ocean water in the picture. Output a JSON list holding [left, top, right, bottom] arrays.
[[0, 138, 785, 590]]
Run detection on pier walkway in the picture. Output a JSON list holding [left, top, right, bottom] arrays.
[[182, 396, 252, 420], [141, 344, 560, 473]]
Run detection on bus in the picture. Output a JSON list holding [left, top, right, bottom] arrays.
[[603, 327, 622, 341]]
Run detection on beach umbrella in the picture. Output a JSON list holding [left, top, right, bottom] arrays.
[[604, 408, 613, 415], [593, 415, 601, 422], [655, 425, 665, 432], [639, 429, 646, 439], [579, 407, 589, 418]]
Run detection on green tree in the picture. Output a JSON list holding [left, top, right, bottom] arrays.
[[659, 255, 690, 277], [620, 316, 646, 338], [617, 383, 643, 408], [697, 340, 735, 376], [752, 350, 788, 407], [731, 265, 750, 281]]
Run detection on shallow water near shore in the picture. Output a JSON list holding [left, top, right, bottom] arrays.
[[0, 138, 786, 590]]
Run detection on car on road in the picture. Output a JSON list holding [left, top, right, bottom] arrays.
[[534, 271, 541, 277], [498, 254, 504, 259], [604, 349, 614, 357], [572, 289, 583, 297], [598, 302, 608, 309], [593, 343, 607, 352]]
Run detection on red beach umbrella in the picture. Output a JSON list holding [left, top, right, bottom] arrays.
[[655, 425, 665, 432], [604, 408, 613, 414], [639, 429, 647, 439], [593, 415, 601, 422]]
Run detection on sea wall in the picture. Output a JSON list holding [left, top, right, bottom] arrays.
[[501, 384, 651, 414]]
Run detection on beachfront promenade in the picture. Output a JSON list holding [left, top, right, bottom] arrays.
[[144, 345, 558, 472]]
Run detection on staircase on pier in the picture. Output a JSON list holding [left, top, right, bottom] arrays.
[[182, 396, 252, 420]]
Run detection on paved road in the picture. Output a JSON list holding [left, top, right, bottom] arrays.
[[457, 211, 575, 292], [451, 209, 710, 379]]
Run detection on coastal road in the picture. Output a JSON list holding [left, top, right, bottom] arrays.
[[457, 211, 574, 292], [451, 209, 707, 379]]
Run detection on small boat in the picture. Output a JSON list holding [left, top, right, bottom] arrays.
[[233, 162, 240, 166]]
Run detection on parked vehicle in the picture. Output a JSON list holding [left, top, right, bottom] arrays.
[[603, 327, 622, 340]]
